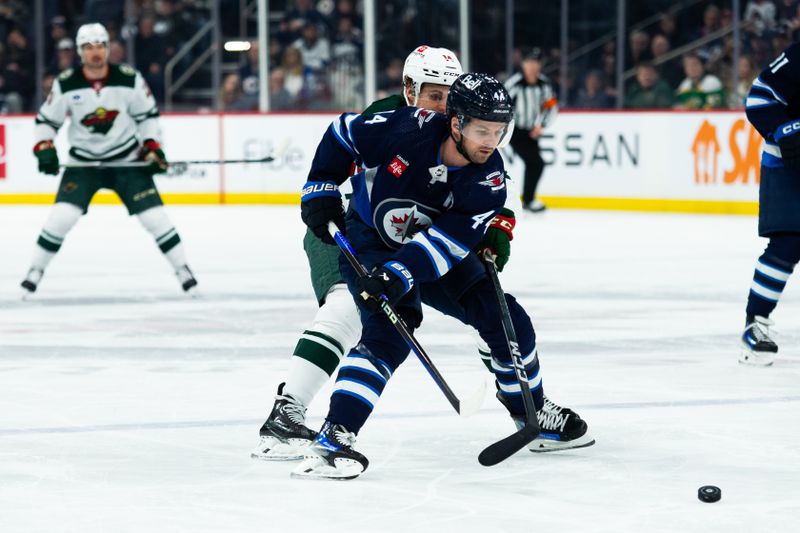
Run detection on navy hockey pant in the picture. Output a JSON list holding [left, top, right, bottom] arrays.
[[328, 247, 543, 435]]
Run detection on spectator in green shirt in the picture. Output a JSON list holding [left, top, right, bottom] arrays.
[[625, 62, 674, 109]]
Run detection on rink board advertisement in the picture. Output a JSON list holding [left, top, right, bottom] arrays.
[[0, 111, 760, 213]]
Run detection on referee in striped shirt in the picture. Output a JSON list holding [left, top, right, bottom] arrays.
[[505, 48, 558, 213]]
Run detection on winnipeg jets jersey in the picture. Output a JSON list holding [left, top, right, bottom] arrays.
[[303, 107, 507, 285], [746, 43, 800, 165], [35, 64, 161, 162]]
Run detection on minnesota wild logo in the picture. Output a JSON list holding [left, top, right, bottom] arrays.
[[80, 107, 120, 134]]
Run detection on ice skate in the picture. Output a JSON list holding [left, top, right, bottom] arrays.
[[20, 268, 44, 299], [522, 199, 547, 213], [498, 392, 595, 452], [291, 421, 369, 480], [251, 383, 317, 461], [176, 265, 198, 294], [740, 315, 777, 367], [529, 396, 595, 451]]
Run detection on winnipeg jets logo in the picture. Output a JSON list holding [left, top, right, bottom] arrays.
[[375, 199, 438, 248], [390, 205, 427, 241], [477, 171, 505, 191]]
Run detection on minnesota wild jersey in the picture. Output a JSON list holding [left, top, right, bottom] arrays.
[[675, 74, 725, 110], [35, 64, 161, 162]]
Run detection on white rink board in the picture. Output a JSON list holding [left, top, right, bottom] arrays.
[[0, 111, 761, 205], [514, 111, 762, 201]]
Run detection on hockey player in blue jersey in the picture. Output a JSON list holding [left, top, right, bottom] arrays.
[[740, 43, 800, 366], [291, 73, 593, 480]]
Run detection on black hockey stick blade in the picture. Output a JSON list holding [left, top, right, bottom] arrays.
[[478, 423, 540, 467]]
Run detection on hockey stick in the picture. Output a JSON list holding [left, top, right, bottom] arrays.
[[60, 156, 275, 169], [478, 252, 541, 467], [328, 222, 487, 417]]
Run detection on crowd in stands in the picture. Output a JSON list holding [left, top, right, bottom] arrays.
[[3, 1, 800, 112], [547, 1, 800, 109]]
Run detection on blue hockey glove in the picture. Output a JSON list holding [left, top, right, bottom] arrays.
[[775, 121, 800, 171], [300, 181, 345, 245], [357, 262, 414, 311]]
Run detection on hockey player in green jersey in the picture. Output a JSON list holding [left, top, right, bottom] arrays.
[[252, 46, 553, 461], [21, 23, 198, 296]]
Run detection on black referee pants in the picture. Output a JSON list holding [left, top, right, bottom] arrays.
[[509, 128, 545, 205]]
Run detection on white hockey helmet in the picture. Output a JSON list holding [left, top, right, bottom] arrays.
[[402, 45, 464, 106], [76, 23, 110, 62]]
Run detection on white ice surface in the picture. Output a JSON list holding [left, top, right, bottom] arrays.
[[1, 205, 799, 533]]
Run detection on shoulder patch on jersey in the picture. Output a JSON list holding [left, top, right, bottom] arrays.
[[413, 108, 436, 129], [58, 68, 91, 93], [387, 154, 410, 177], [106, 64, 137, 88], [477, 171, 506, 191], [428, 164, 448, 185]]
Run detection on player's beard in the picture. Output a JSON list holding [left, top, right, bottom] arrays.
[[465, 144, 494, 165], [452, 130, 494, 165]]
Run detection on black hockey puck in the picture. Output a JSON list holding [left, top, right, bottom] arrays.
[[698, 485, 721, 503]]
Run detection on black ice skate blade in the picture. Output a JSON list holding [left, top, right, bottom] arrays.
[[479, 424, 540, 466]]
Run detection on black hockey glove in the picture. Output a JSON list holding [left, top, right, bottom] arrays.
[[34, 140, 59, 175], [357, 263, 414, 312], [775, 121, 800, 171], [300, 181, 345, 245], [139, 139, 168, 174]]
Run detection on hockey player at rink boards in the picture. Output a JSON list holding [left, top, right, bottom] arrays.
[[292, 73, 594, 480], [740, 42, 800, 366], [252, 46, 519, 459], [20, 22, 198, 296]]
